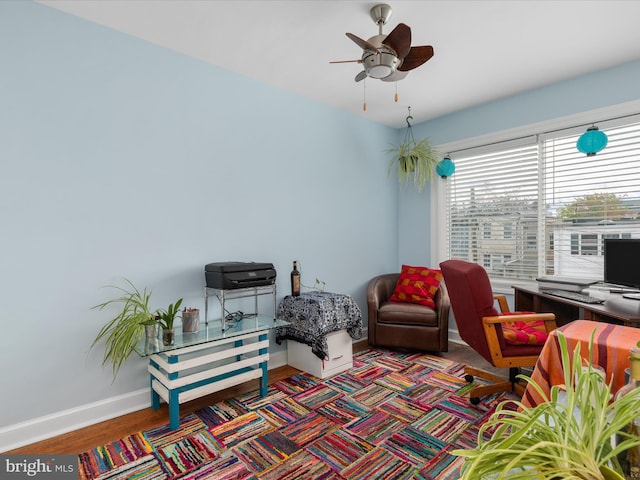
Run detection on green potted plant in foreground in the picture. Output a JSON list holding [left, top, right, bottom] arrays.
[[91, 278, 155, 378], [453, 331, 640, 479], [156, 298, 183, 346]]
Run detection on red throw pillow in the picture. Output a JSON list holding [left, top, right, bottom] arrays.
[[389, 265, 443, 308]]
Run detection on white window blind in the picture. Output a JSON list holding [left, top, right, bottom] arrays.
[[541, 119, 640, 279], [446, 139, 539, 280], [443, 115, 640, 282]]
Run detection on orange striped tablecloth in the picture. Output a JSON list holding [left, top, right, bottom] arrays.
[[522, 320, 640, 408]]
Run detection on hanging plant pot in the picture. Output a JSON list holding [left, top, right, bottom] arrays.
[[388, 137, 439, 190], [399, 155, 419, 172], [387, 107, 439, 191]]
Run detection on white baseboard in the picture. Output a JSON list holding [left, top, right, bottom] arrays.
[[0, 389, 150, 453], [0, 349, 288, 453]]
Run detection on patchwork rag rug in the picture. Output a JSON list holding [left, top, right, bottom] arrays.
[[77, 349, 516, 479]]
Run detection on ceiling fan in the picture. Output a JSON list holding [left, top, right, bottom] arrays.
[[331, 3, 434, 83]]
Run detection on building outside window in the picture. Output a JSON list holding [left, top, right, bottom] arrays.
[[503, 223, 513, 239]]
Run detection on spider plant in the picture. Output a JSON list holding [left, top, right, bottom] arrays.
[[387, 136, 439, 192], [453, 331, 640, 479], [91, 278, 155, 379], [387, 110, 439, 191]]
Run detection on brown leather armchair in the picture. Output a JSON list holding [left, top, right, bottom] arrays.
[[367, 273, 450, 352]]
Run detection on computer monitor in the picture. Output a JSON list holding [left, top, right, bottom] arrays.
[[604, 238, 640, 289]]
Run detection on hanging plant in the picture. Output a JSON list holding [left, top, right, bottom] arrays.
[[387, 107, 440, 192]]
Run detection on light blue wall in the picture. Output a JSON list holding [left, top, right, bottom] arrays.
[[5, 0, 640, 436], [0, 2, 398, 428], [399, 59, 640, 266], [415, 59, 640, 145]]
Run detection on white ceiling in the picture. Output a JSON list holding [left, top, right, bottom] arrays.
[[39, 0, 640, 128]]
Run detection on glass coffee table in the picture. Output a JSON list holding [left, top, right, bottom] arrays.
[[135, 315, 288, 429]]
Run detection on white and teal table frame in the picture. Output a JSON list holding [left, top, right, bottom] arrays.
[[135, 315, 288, 430]]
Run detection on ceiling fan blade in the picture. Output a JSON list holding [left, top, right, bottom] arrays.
[[355, 70, 368, 82], [398, 45, 434, 71], [382, 23, 411, 58], [346, 32, 379, 52], [381, 70, 409, 82], [329, 59, 363, 64]]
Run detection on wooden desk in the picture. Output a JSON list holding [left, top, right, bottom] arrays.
[[522, 320, 640, 408], [513, 285, 640, 327]]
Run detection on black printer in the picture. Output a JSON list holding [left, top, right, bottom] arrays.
[[205, 262, 276, 289]]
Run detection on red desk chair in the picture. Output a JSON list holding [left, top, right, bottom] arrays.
[[439, 259, 557, 404]]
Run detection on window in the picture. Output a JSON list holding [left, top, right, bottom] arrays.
[[570, 233, 579, 255], [571, 233, 599, 255], [443, 139, 540, 279], [440, 115, 640, 282], [482, 253, 511, 270], [573, 232, 631, 256]]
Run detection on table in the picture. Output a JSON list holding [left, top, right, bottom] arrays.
[[514, 285, 640, 327], [134, 315, 288, 429], [522, 320, 640, 408], [275, 292, 363, 360]]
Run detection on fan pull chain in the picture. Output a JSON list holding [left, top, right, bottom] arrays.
[[394, 82, 398, 102], [363, 79, 367, 111]]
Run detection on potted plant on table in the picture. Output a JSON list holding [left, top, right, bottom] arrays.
[[91, 279, 155, 378], [453, 331, 640, 479], [156, 298, 183, 346], [140, 316, 160, 339]]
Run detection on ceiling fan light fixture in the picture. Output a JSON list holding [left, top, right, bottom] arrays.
[[333, 3, 434, 93], [362, 46, 399, 79], [367, 64, 395, 79]]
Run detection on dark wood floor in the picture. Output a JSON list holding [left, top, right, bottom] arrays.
[[8, 340, 502, 455]]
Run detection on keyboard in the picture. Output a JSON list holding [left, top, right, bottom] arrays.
[[541, 289, 605, 304]]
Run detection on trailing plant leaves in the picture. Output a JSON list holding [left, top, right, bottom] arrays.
[[453, 330, 640, 479], [91, 278, 154, 379], [387, 137, 439, 191]]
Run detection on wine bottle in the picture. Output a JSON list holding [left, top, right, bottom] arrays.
[[291, 261, 301, 297], [616, 347, 640, 479]]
